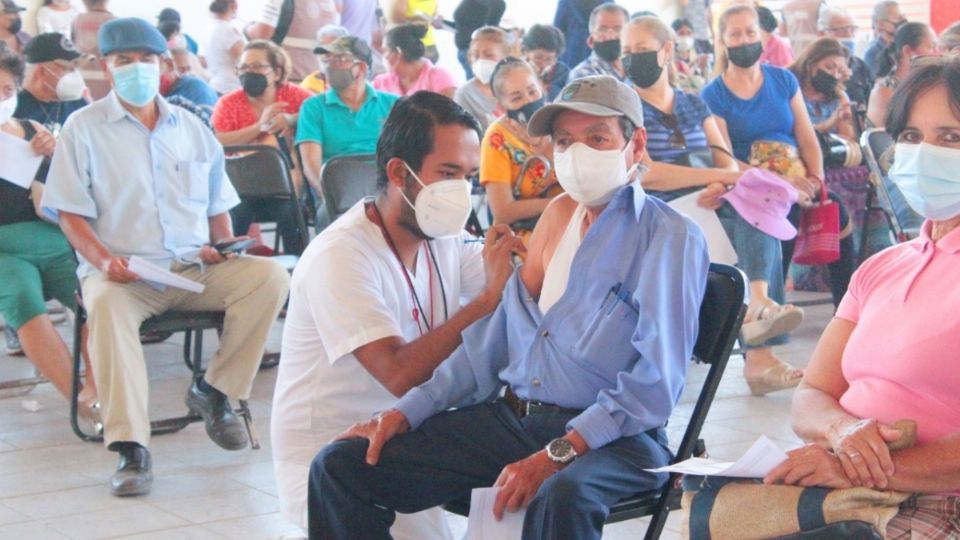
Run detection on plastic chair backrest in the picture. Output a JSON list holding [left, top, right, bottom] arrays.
[[319, 154, 378, 221], [223, 145, 297, 199], [860, 129, 922, 241], [223, 145, 310, 257]]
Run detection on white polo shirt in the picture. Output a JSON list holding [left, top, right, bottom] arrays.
[[271, 200, 484, 535]]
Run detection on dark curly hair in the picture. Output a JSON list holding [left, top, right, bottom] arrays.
[[521, 24, 565, 53], [0, 49, 25, 86], [886, 55, 960, 140]]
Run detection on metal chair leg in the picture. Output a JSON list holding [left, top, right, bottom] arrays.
[[238, 399, 261, 450], [71, 313, 102, 442]]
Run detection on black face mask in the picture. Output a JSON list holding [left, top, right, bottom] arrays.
[[811, 69, 839, 98], [593, 39, 621, 62], [726, 42, 763, 68], [8, 17, 22, 34], [624, 51, 663, 89], [506, 97, 545, 124], [240, 72, 268, 97]]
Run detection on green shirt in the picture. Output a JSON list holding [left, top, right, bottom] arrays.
[[295, 83, 399, 161]]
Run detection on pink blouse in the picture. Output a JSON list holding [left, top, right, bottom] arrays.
[[760, 34, 795, 68], [372, 59, 456, 97], [836, 220, 960, 446]]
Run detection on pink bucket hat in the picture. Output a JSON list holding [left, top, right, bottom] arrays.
[[720, 168, 799, 240]]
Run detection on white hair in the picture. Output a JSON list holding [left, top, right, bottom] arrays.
[[316, 25, 349, 43], [817, 6, 851, 32]]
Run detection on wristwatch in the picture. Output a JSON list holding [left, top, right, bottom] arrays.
[[545, 438, 578, 465]]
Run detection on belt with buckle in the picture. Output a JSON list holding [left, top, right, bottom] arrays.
[[504, 388, 583, 419]]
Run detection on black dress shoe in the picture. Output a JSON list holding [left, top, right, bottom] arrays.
[[185, 380, 248, 451], [111, 444, 153, 497]]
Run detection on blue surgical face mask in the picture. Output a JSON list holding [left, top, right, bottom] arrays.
[[889, 142, 960, 220], [111, 62, 160, 107], [840, 39, 856, 56]]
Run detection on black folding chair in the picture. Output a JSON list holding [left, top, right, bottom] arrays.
[[69, 306, 260, 449], [860, 128, 922, 246], [445, 263, 748, 539], [319, 154, 378, 225], [224, 144, 310, 269]]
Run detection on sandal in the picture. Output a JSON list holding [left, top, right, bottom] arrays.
[[745, 362, 803, 396], [740, 302, 804, 346]]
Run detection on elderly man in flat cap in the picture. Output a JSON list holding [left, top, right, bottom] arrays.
[[41, 17, 289, 497], [308, 75, 710, 540]]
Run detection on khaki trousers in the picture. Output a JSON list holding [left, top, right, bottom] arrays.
[[81, 256, 289, 448]]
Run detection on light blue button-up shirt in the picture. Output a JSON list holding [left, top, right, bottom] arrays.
[[41, 92, 240, 279], [395, 182, 710, 450]]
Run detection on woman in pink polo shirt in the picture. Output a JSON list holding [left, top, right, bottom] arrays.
[[767, 57, 960, 536], [373, 23, 456, 98]]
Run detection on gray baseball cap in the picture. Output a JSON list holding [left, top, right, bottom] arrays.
[[528, 75, 644, 137]]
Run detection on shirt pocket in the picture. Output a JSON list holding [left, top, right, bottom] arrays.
[[177, 160, 212, 204], [571, 293, 640, 380]]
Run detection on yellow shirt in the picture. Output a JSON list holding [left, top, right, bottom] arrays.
[[300, 72, 326, 94], [480, 120, 561, 238], [406, 0, 437, 47]]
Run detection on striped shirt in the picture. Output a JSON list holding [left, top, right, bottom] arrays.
[[641, 89, 712, 164]]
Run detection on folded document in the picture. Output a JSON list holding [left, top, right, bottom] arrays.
[[128, 256, 205, 294]]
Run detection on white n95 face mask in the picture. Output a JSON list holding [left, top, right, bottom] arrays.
[[56, 70, 86, 101], [471, 59, 498, 85], [554, 142, 637, 207], [889, 142, 960, 220], [401, 162, 473, 238]]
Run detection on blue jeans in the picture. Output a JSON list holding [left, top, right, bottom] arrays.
[[308, 401, 671, 540], [715, 202, 789, 348], [457, 48, 473, 79]]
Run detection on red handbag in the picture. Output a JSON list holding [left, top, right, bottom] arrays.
[[793, 182, 841, 265]]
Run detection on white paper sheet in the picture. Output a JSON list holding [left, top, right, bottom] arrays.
[[668, 191, 738, 265], [0, 130, 44, 189], [465, 487, 524, 540], [645, 435, 789, 478], [128, 256, 205, 294]]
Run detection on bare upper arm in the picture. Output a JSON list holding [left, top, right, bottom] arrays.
[[702, 116, 736, 170], [712, 115, 732, 150], [798, 317, 856, 400], [520, 194, 575, 298]]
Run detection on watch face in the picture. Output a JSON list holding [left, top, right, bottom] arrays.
[[548, 438, 574, 462]]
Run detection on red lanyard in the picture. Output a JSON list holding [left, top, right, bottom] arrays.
[[366, 200, 436, 336]]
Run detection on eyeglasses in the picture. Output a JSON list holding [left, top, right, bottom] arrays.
[[660, 114, 687, 150], [236, 63, 273, 74], [826, 25, 858, 35]]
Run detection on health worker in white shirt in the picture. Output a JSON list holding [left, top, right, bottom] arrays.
[[270, 90, 523, 537]]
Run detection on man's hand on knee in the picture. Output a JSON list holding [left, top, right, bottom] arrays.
[[334, 409, 410, 466], [492, 451, 562, 521]]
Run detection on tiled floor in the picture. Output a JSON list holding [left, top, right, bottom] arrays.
[[0, 291, 835, 539]]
